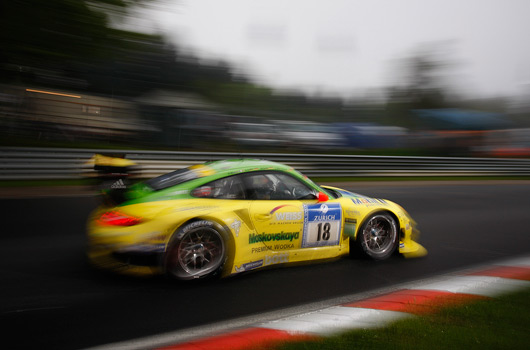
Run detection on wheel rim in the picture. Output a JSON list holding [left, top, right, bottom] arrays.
[[362, 215, 397, 256], [176, 227, 224, 277]]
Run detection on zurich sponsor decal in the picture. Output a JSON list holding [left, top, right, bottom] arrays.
[[310, 203, 338, 222], [302, 203, 342, 248]]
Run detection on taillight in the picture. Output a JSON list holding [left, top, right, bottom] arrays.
[[98, 210, 142, 226]]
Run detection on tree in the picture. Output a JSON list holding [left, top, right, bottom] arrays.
[[385, 45, 454, 128], [0, 0, 156, 91]]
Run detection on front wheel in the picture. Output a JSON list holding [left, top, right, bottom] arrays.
[[354, 212, 398, 260], [164, 220, 226, 280]]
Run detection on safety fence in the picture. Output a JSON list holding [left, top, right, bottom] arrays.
[[1, 147, 530, 180]]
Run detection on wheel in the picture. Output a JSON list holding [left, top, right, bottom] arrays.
[[354, 212, 398, 260], [164, 220, 226, 280]]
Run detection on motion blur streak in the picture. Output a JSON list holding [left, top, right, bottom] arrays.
[[25, 89, 82, 99]]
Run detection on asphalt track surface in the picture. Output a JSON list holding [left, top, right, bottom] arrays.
[[1, 181, 529, 350]]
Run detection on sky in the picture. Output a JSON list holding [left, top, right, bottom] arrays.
[[133, 0, 530, 99]]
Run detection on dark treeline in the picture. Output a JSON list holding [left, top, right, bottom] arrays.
[[0, 0, 350, 120]]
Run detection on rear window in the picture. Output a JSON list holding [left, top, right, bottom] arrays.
[[145, 168, 199, 191]]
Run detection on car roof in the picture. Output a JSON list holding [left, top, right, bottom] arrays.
[[203, 159, 294, 176]]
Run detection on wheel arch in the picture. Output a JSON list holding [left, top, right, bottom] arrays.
[[163, 215, 236, 277], [351, 209, 401, 260], [353, 209, 401, 242]]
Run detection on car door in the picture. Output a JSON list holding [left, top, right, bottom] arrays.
[[245, 172, 304, 267], [246, 171, 344, 266]]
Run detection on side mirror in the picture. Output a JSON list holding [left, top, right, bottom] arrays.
[[317, 192, 329, 202]]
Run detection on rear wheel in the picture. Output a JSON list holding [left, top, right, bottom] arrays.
[[164, 220, 226, 280], [355, 212, 398, 260]]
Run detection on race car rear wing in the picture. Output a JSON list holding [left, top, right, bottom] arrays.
[[90, 153, 138, 205]]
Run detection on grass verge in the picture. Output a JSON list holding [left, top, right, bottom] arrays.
[[275, 288, 530, 350]]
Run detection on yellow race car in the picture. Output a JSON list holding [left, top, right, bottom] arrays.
[[87, 159, 426, 280]]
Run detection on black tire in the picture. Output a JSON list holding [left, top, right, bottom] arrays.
[[354, 212, 398, 260], [164, 220, 226, 280]]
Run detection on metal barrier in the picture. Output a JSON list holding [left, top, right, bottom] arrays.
[[1, 147, 530, 180]]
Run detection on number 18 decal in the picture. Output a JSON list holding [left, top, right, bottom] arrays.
[[302, 203, 342, 248]]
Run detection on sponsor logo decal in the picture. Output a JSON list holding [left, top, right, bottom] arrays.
[[269, 205, 295, 214], [274, 211, 302, 221], [264, 253, 289, 266], [235, 260, 263, 273], [269, 205, 302, 222], [313, 214, 336, 221], [251, 246, 270, 253], [302, 203, 342, 248], [273, 243, 294, 249], [231, 219, 242, 237], [249, 231, 300, 244], [310, 203, 337, 221], [111, 179, 126, 189], [252, 244, 293, 252], [351, 197, 387, 205]]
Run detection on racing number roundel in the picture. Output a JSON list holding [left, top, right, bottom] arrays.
[[302, 203, 342, 248]]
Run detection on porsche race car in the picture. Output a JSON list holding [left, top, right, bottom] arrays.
[[87, 159, 427, 280]]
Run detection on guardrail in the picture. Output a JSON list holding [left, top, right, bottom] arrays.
[[1, 147, 530, 180]]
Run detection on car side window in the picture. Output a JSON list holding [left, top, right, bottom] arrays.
[[191, 175, 245, 199], [244, 172, 315, 200], [275, 173, 315, 200]]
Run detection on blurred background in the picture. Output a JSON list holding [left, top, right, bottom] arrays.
[[1, 0, 530, 157]]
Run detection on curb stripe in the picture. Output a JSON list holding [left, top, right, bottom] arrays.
[[88, 256, 529, 350], [407, 275, 530, 297], [259, 307, 410, 335], [468, 266, 530, 281], [344, 289, 487, 314], [157, 328, 316, 350]]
